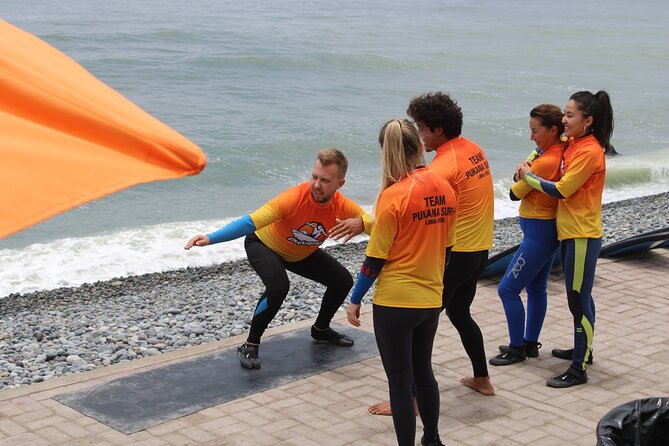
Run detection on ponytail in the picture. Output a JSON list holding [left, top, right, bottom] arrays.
[[374, 119, 424, 212], [378, 120, 409, 190], [570, 90, 615, 154]]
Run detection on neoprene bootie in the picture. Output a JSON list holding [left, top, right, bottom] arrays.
[[421, 434, 445, 446], [498, 340, 542, 358], [490, 345, 526, 366]]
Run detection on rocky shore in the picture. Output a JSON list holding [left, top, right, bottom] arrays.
[[1, 192, 667, 390]]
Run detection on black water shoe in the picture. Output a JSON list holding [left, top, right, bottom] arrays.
[[237, 343, 260, 369], [490, 345, 526, 366], [421, 434, 445, 446], [546, 365, 588, 388], [499, 340, 542, 358], [311, 325, 354, 347]]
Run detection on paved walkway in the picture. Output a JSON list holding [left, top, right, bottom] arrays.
[[1, 249, 668, 445]]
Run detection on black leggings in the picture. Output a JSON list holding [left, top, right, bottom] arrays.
[[374, 304, 441, 446], [244, 234, 353, 344], [442, 250, 489, 377]]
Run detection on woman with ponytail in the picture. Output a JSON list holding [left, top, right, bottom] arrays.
[[518, 90, 614, 388], [347, 119, 457, 446]]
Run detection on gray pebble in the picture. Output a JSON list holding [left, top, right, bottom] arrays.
[[1, 192, 667, 389]]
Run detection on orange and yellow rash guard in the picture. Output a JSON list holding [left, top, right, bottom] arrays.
[[249, 182, 372, 262], [428, 136, 494, 252], [524, 134, 606, 240], [366, 169, 457, 309], [511, 143, 564, 219]]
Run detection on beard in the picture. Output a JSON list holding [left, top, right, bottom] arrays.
[[310, 186, 332, 203]]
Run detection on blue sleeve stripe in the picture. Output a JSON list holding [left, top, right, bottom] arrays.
[[207, 215, 257, 244], [525, 173, 564, 199]]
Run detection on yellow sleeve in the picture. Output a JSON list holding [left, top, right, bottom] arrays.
[[526, 148, 540, 162], [361, 211, 374, 234], [511, 179, 533, 199]]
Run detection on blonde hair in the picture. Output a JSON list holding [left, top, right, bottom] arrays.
[[317, 147, 348, 179], [374, 119, 425, 210]]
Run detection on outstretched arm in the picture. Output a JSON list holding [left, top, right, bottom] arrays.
[[184, 215, 257, 250]]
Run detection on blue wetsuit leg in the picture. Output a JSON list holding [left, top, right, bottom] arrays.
[[497, 218, 559, 347], [524, 247, 557, 343]]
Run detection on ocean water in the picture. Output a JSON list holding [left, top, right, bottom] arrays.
[[2, 0, 668, 297]]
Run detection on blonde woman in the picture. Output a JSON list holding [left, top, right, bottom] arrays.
[[347, 119, 457, 446]]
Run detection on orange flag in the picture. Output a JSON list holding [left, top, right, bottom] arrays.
[[0, 20, 207, 239]]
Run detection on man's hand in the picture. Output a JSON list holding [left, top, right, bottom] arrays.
[[347, 303, 361, 327], [184, 234, 210, 250], [329, 217, 364, 243]]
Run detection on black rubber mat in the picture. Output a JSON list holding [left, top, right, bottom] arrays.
[[54, 324, 378, 434]]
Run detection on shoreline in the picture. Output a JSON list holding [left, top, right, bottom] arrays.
[[1, 191, 668, 390]]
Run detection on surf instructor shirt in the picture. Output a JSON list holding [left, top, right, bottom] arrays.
[[249, 182, 371, 262], [429, 136, 494, 252], [366, 168, 457, 309]]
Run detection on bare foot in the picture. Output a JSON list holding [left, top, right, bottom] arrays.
[[460, 376, 495, 396], [367, 399, 419, 416]]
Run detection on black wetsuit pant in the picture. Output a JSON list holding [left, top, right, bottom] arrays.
[[442, 250, 489, 378], [244, 233, 353, 344], [374, 304, 441, 446]]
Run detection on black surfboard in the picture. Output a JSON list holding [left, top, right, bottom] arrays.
[[599, 227, 669, 258], [482, 244, 520, 278]]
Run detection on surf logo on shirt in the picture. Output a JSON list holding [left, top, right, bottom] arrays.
[[287, 221, 327, 246], [412, 195, 455, 226], [465, 151, 490, 180]]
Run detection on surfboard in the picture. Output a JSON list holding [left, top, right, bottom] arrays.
[[481, 244, 520, 278], [482, 244, 563, 279], [599, 227, 669, 258], [480, 227, 669, 277]]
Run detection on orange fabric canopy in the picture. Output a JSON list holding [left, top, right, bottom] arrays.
[[0, 20, 207, 239]]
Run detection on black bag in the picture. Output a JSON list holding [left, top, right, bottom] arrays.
[[596, 397, 669, 446]]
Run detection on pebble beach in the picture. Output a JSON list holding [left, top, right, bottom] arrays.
[[1, 192, 667, 390]]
